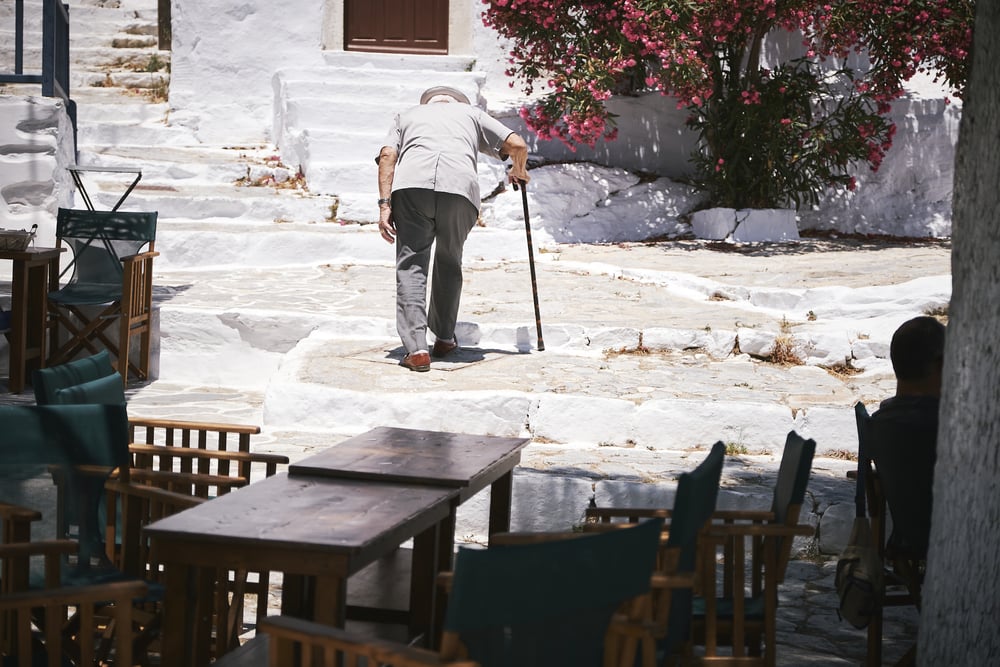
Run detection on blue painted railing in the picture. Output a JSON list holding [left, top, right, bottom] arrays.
[[1, 0, 77, 149]]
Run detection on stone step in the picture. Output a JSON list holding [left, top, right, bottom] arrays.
[[75, 144, 268, 185], [77, 119, 199, 147], [81, 186, 339, 223], [144, 251, 910, 456], [152, 221, 531, 270], [320, 50, 476, 73], [74, 100, 170, 124], [72, 70, 168, 93], [70, 46, 167, 72], [273, 66, 485, 178]]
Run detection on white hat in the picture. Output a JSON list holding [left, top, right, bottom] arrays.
[[419, 86, 470, 105]]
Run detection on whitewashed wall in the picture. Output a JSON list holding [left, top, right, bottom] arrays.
[[167, 0, 327, 143], [0, 96, 75, 257], [162, 0, 957, 236]]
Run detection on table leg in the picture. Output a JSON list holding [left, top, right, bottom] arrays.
[[192, 567, 216, 665], [488, 471, 514, 535], [7, 259, 27, 393], [410, 520, 441, 645], [5, 256, 55, 394], [160, 561, 195, 667], [281, 573, 308, 619], [312, 574, 346, 627]]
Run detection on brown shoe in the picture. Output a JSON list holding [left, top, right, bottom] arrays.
[[401, 351, 431, 372], [432, 338, 458, 358]]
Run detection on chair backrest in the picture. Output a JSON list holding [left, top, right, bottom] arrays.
[[853, 402, 871, 518], [442, 516, 664, 667], [0, 404, 130, 569], [768, 431, 816, 579], [661, 441, 726, 653], [55, 208, 157, 287], [0, 404, 129, 468], [769, 432, 816, 525], [33, 349, 118, 405]]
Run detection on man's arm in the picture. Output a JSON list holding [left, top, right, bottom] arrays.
[[377, 146, 398, 244], [502, 133, 530, 184]]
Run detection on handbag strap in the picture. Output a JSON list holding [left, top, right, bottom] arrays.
[[854, 403, 870, 518]]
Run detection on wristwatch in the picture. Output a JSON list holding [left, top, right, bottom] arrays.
[[378, 198, 391, 207]]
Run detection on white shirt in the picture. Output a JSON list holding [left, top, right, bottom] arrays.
[[382, 102, 513, 210]]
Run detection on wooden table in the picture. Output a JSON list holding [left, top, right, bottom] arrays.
[[145, 473, 457, 667], [288, 426, 529, 646], [1, 247, 63, 394], [289, 426, 530, 545]]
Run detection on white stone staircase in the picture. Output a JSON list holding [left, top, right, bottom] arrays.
[[272, 52, 497, 221]]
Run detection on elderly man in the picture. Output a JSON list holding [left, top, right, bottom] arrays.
[[376, 86, 529, 372]]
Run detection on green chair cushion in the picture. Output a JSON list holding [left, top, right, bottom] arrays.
[[51, 372, 126, 406], [33, 350, 117, 405]]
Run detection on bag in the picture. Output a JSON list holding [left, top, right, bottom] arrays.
[[835, 515, 883, 629]]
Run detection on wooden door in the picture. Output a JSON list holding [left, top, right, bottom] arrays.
[[345, 0, 449, 55]]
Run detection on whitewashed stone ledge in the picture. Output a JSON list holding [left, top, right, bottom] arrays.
[[691, 207, 800, 243]]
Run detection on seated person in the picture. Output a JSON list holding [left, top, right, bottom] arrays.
[[867, 315, 946, 561]]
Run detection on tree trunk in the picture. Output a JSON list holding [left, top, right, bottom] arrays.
[[918, 2, 1000, 663]]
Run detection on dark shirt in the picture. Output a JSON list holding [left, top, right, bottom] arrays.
[[866, 395, 939, 558]]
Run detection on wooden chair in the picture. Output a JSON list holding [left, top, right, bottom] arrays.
[[226, 518, 666, 667], [0, 404, 150, 666], [690, 431, 816, 666], [218, 615, 478, 666], [854, 402, 927, 667], [0, 503, 45, 658], [487, 442, 726, 667], [586, 433, 815, 666], [32, 352, 289, 639], [0, 539, 148, 667], [48, 208, 159, 383]]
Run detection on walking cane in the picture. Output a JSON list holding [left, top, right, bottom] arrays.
[[513, 180, 545, 351]]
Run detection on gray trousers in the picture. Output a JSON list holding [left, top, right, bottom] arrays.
[[392, 188, 477, 354]]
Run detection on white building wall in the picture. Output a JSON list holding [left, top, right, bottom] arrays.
[[0, 96, 75, 253], [167, 0, 327, 143]]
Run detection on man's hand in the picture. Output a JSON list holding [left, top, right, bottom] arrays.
[[377, 145, 398, 244], [378, 206, 396, 244], [501, 132, 530, 186]]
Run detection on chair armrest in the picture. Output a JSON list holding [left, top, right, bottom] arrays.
[[703, 523, 815, 539], [0, 539, 80, 589], [650, 572, 697, 590], [129, 443, 288, 466], [0, 502, 42, 523], [0, 579, 148, 609], [105, 478, 206, 510], [128, 418, 263, 463], [127, 468, 248, 495], [119, 250, 160, 263], [587, 506, 775, 524], [259, 615, 479, 666], [0, 539, 79, 559], [585, 507, 674, 523], [711, 509, 776, 522], [488, 531, 585, 546], [129, 417, 261, 438]]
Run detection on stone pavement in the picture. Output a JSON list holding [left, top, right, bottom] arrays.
[[4, 237, 942, 666], [5, 234, 943, 666]]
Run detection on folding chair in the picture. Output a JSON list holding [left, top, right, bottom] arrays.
[[857, 401, 932, 667], [33, 351, 288, 639], [244, 518, 665, 667], [586, 433, 815, 666], [0, 403, 148, 665], [48, 207, 158, 383]]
